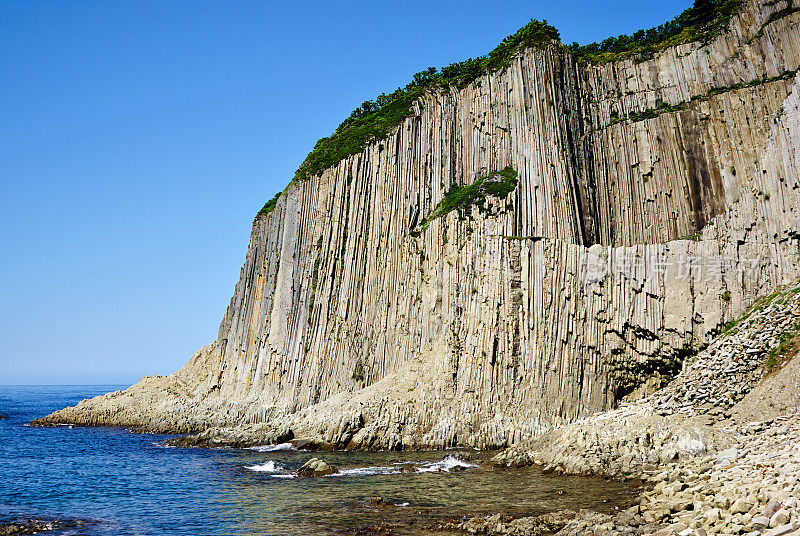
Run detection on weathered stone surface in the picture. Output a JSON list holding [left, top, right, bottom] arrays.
[[33, 0, 800, 451]]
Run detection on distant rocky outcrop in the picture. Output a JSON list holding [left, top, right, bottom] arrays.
[[34, 0, 800, 451]]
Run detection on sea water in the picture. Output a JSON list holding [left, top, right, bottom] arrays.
[[0, 385, 637, 535]]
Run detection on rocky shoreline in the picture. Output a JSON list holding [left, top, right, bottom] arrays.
[[28, 284, 800, 536], [441, 285, 800, 535], [442, 414, 799, 536]]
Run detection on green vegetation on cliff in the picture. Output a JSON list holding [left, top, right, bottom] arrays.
[[606, 68, 798, 128], [419, 166, 518, 231], [765, 326, 799, 370], [723, 284, 800, 335], [568, 0, 743, 63], [293, 88, 423, 182], [257, 191, 282, 217]]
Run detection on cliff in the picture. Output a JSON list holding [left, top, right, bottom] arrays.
[[36, 0, 800, 450]]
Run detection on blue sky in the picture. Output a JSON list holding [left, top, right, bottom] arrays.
[[0, 0, 692, 384]]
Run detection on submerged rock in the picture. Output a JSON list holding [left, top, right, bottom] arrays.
[[442, 509, 580, 535], [165, 423, 293, 449], [365, 497, 400, 508]]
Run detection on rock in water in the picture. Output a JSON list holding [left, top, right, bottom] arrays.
[[365, 497, 398, 508], [0, 519, 85, 535], [297, 458, 337, 477], [398, 463, 416, 474]]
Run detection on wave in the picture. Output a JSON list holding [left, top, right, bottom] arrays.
[[329, 465, 402, 477], [328, 455, 477, 477], [415, 455, 477, 473], [245, 460, 285, 473], [244, 461, 298, 478], [246, 442, 295, 452], [246, 455, 476, 479]]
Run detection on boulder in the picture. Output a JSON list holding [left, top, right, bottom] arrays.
[[731, 497, 756, 514], [297, 457, 337, 477]]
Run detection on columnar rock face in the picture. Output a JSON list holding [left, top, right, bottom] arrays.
[[37, 0, 800, 449]]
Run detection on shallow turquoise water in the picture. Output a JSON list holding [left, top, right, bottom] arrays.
[[0, 385, 638, 535]]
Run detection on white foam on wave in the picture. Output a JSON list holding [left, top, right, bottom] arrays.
[[415, 455, 477, 473], [247, 455, 476, 479], [246, 442, 296, 452], [327, 465, 402, 477], [328, 456, 477, 477], [245, 460, 285, 473]]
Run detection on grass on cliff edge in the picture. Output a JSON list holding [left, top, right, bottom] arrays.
[[257, 0, 747, 218], [257, 191, 282, 216], [723, 284, 800, 335]]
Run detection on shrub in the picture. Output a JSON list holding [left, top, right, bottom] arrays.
[[419, 166, 518, 230], [568, 0, 743, 63], [257, 191, 282, 217], [352, 359, 365, 382]]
